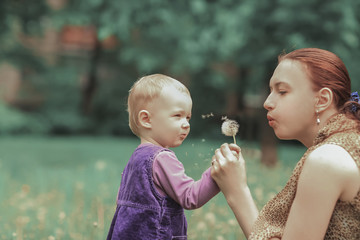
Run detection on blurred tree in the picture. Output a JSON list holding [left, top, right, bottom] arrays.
[[243, 0, 360, 166], [0, 0, 49, 65], [0, 0, 359, 166]]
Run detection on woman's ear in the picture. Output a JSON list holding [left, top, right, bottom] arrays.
[[315, 87, 333, 112], [138, 110, 152, 129]]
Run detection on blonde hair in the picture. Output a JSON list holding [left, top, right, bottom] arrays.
[[127, 74, 190, 136]]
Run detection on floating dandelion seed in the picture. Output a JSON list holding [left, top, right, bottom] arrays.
[[201, 112, 214, 119], [221, 117, 239, 144]]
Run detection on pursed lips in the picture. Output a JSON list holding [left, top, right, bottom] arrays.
[[180, 133, 188, 139], [267, 114, 275, 127]]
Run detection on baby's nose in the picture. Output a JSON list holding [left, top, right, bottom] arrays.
[[182, 121, 190, 128]]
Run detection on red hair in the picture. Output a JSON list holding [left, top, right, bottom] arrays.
[[278, 48, 360, 121]]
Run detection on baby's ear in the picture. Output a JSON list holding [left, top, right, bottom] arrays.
[[138, 110, 152, 129]]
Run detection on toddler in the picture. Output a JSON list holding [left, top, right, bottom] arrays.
[[106, 74, 219, 240]]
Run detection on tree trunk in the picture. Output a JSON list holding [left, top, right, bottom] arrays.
[[260, 106, 278, 167], [81, 38, 101, 115], [260, 66, 278, 167]]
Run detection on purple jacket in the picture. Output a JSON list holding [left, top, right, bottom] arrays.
[[107, 144, 187, 240]]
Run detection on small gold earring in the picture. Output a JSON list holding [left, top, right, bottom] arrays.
[[316, 110, 320, 125]]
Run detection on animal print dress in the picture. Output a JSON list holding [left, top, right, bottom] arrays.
[[249, 114, 360, 240]]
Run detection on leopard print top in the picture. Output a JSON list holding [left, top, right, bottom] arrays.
[[249, 114, 360, 240]]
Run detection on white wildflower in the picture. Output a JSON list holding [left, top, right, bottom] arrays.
[[227, 219, 238, 227], [58, 211, 66, 221], [221, 117, 239, 144], [204, 212, 216, 225], [196, 221, 207, 231], [95, 160, 106, 171]]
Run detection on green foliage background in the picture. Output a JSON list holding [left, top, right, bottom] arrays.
[[0, 0, 359, 137]]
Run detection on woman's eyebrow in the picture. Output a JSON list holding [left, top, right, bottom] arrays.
[[274, 81, 290, 89], [269, 81, 290, 90]]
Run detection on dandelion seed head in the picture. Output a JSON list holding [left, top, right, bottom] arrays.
[[221, 119, 239, 137]]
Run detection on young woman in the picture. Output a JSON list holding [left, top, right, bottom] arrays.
[[211, 48, 360, 240]]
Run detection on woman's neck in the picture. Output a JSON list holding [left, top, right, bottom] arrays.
[[302, 109, 339, 148]]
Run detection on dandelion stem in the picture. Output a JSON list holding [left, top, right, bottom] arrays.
[[233, 135, 236, 144]]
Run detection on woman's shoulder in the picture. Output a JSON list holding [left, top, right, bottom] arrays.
[[305, 144, 360, 201], [308, 144, 358, 173]]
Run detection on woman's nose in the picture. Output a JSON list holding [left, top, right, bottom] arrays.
[[263, 94, 274, 110]]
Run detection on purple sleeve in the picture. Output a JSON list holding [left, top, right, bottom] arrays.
[[152, 150, 220, 210]]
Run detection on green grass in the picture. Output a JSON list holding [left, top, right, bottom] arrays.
[[0, 136, 305, 240]]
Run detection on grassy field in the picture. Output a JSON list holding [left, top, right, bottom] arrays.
[[0, 136, 305, 240]]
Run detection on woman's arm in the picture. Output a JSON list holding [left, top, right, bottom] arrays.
[[282, 144, 360, 240], [211, 144, 259, 238]]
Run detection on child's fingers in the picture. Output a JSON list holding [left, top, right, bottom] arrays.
[[211, 153, 221, 177], [211, 155, 217, 167]]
